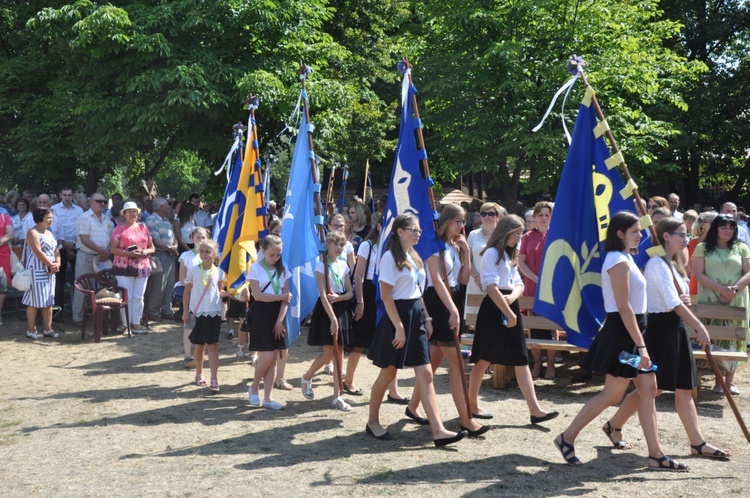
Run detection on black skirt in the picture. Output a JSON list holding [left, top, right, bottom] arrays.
[[581, 312, 647, 378], [349, 280, 377, 349], [188, 315, 222, 345], [645, 311, 697, 391], [247, 300, 289, 351], [368, 298, 430, 369], [226, 297, 247, 319], [424, 285, 463, 345], [470, 292, 528, 366], [307, 299, 352, 346]]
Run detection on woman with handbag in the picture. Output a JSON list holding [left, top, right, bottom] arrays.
[[0, 208, 14, 325], [22, 208, 60, 339], [110, 201, 155, 334]]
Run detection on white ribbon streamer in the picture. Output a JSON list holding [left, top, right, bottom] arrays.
[[214, 135, 242, 178], [531, 71, 580, 145]]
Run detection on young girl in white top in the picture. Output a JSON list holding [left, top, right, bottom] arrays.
[[176, 227, 207, 369], [366, 214, 467, 447], [246, 235, 292, 410], [554, 211, 688, 471], [301, 231, 355, 411], [406, 204, 488, 437], [182, 239, 227, 393], [467, 215, 558, 425], [603, 217, 730, 460]]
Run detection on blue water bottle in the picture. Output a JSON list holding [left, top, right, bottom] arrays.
[[501, 313, 508, 326], [619, 351, 658, 372]]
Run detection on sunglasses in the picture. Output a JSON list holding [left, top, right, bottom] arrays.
[[647, 204, 658, 210], [93, 199, 107, 204], [480, 211, 497, 218]]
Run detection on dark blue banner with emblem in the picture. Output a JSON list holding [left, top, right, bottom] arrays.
[[533, 89, 652, 349]]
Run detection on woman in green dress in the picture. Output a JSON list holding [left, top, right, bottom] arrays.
[[692, 214, 750, 395]]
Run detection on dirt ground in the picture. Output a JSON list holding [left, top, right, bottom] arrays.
[[1, 310, 750, 498]]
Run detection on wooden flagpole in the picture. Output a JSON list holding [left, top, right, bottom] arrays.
[[401, 57, 473, 420], [571, 58, 750, 443], [298, 61, 343, 392]]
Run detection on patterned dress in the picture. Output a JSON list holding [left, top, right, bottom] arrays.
[[694, 242, 750, 354], [22, 229, 57, 308]]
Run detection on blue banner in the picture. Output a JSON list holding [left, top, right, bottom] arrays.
[[533, 96, 652, 348], [281, 98, 322, 344]]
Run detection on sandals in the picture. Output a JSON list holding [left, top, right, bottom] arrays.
[[195, 373, 207, 386], [554, 433, 582, 466], [209, 379, 220, 393], [648, 455, 689, 472], [332, 396, 352, 412], [300, 375, 314, 400], [602, 421, 633, 450], [690, 441, 730, 460], [274, 378, 293, 391]]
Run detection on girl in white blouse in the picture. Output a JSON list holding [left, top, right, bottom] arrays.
[[604, 218, 730, 460], [467, 215, 558, 425], [366, 214, 467, 447], [555, 211, 688, 471]]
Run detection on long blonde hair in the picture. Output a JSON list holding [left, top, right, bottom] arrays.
[[386, 214, 424, 271], [481, 214, 523, 265]]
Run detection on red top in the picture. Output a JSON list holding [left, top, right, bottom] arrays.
[[519, 229, 547, 299]]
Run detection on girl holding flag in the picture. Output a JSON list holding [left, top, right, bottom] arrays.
[[366, 214, 467, 447]]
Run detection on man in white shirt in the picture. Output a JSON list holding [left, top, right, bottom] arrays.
[[721, 202, 750, 246], [145, 197, 178, 320], [72, 193, 114, 325], [22, 194, 51, 235], [51, 187, 84, 312], [668, 193, 683, 221], [189, 193, 214, 232]]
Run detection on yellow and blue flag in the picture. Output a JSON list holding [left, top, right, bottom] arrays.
[[282, 92, 324, 344], [534, 87, 652, 348], [215, 117, 268, 294]]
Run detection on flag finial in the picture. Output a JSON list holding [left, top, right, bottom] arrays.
[[567, 55, 586, 75], [397, 56, 411, 75], [297, 61, 313, 81], [244, 93, 260, 110], [232, 122, 247, 139]]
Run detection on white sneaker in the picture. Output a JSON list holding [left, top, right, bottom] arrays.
[[236, 349, 245, 359], [300, 375, 314, 400], [248, 388, 260, 407], [323, 362, 334, 375], [26, 330, 43, 340], [263, 400, 284, 410], [43, 330, 60, 339]]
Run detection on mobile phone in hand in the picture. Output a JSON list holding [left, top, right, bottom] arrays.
[[126, 245, 137, 252]]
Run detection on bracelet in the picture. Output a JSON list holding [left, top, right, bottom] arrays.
[[357, 302, 364, 305], [424, 317, 433, 322], [636, 345, 646, 349]]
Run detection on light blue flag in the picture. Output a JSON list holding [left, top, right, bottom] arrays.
[[282, 93, 324, 344], [375, 70, 444, 323], [533, 95, 653, 349]]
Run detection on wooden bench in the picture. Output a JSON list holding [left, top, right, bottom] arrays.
[[461, 294, 748, 389]]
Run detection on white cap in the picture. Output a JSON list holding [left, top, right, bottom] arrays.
[[122, 201, 139, 212]]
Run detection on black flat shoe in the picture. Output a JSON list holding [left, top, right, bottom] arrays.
[[460, 424, 491, 438], [530, 411, 559, 425], [434, 430, 468, 448], [387, 394, 410, 405], [366, 424, 393, 441], [472, 411, 494, 420], [404, 407, 430, 426], [343, 382, 363, 396]]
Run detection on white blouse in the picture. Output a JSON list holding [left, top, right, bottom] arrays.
[[480, 247, 523, 291], [248, 260, 291, 295], [184, 264, 225, 316], [315, 258, 350, 294], [644, 257, 687, 313], [378, 250, 425, 300], [425, 245, 461, 288], [602, 251, 647, 314], [356, 240, 378, 281]]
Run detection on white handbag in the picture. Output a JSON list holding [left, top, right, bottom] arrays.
[[11, 240, 32, 292]]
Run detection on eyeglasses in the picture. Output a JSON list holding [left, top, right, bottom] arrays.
[[454, 219, 465, 226], [93, 199, 106, 204], [512, 233, 523, 240], [480, 211, 497, 218], [405, 228, 423, 236]]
